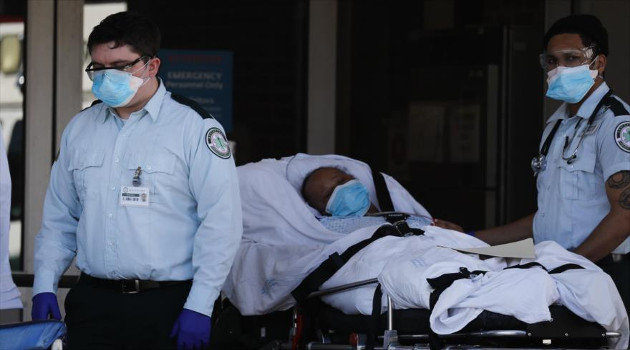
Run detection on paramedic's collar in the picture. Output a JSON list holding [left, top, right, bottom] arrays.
[[98, 78, 166, 124], [546, 82, 610, 125]]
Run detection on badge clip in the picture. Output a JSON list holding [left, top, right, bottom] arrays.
[[132, 166, 142, 186]]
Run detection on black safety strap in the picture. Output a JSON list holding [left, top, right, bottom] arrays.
[[370, 167, 394, 212], [384, 213, 424, 236], [364, 212, 425, 236], [291, 225, 399, 302], [548, 263, 585, 274], [365, 284, 383, 350], [504, 262, 585, 274], [391, 220, 425, 236], [427, 267, 488, 309], [504, 261, 548, 272], [425, 267, 488, 350]]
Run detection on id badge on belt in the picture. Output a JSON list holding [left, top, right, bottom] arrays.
[[119, 166, 150, 207]]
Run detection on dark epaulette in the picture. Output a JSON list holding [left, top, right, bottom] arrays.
[[80, 99, 103, 112], [606, 95, 630, 117], [171, 93, 214, 119]]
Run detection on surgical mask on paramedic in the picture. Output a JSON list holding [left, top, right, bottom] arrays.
[[545, 63, 598, 104], [325, 179, 370, 217], [91, 60, 150, 107]]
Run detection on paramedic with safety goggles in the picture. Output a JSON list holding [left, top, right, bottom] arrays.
[[30, 11, 242, 350], [472, 14, 630, 318]]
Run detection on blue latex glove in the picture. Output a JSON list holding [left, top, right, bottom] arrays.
[[170, 308, 211, 350], [31, 292, 61, 320]]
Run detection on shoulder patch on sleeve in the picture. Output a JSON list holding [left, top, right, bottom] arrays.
[[614, 121, 630, 153], [171, 94, 214, 119], [205, 127, 231, 159]]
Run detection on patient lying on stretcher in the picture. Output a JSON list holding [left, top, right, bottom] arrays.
[[301, 166, 462, 233], [223, 154, 628, 347]]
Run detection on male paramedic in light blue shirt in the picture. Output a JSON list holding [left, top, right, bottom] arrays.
[[473, 14, 630, 318], [30, 11, 243, 350]]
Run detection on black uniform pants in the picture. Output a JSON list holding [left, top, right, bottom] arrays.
[[64, 277, 192, 350]]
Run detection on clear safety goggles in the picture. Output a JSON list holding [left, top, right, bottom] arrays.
[[538, 46, 596, 72]]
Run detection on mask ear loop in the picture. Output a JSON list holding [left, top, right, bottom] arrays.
[[587, 54, 605, 79], [131, 57, 154, 86]]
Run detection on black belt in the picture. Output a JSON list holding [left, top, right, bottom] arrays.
[[79, 273, 191, 294]]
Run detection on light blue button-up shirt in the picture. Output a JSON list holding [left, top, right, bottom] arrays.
[[533, 82, 630, 254], [33, 81, 243, 316]]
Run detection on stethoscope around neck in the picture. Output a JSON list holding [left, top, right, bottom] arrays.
[[531, 90, 613, 176]]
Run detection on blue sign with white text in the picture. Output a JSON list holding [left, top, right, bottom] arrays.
[[159, 49, 233, 132]]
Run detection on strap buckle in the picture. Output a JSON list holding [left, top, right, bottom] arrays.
[[121, 280, 141, 294]]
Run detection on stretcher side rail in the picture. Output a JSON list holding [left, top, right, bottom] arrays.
[[306, 278, 379, 299]]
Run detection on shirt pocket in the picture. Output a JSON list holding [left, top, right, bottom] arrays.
[[125, 153, 176, 203], [67, 149, 106, 201], [557, 153, 597, 200]]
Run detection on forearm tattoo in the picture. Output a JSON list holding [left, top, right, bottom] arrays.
[[607, 171, 630, 209]]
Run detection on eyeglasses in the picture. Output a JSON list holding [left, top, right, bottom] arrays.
[[85, 56, 149, 81], [539, 46, 595, 72]]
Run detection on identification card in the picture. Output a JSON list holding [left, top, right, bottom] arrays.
[[120, 186, 150, 207]]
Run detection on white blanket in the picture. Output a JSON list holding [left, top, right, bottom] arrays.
[[224, 153, 432, 314], [223, 154, 628, 349]]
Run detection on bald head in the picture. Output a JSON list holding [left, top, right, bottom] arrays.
[[301, 167, 355, 215]]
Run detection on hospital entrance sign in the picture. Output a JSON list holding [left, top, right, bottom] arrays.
[[159, 49, 233, 132]]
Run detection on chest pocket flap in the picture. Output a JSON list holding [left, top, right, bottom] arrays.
[[125, 153, 176, 175], [557, 138, 598, 200], [67, 149, 105, 198], [125, 154, 177, 202], [145, 154, 176, 175], [67, 149, 105, 171]]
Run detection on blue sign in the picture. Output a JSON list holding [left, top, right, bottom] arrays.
[[159, 49, 233, 132]]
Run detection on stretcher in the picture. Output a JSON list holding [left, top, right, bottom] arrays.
[[216, 276, 622, 350], [219, 153, 629, 350]]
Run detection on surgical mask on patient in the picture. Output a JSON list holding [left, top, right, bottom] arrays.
[[325, 179, 370, 217], [91, 62, 149, 107], [546, 64, 598, 103]]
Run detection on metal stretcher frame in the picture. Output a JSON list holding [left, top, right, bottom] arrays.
[[274, 278, 622, 350]]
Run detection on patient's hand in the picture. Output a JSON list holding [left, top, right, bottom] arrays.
[[433, 218, 464, 232]]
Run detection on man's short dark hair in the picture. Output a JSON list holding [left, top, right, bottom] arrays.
[[87, 11, 161, 57], [543, 14, 608, 57]]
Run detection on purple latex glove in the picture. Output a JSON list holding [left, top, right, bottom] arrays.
[[31, 292, 61, 320], [170, 308, 212, 350]]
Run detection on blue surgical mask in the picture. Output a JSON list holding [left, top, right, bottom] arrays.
[[546, 64, 598, 103], [91, 63, 148, 107], [325, 179, 371, 217]]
